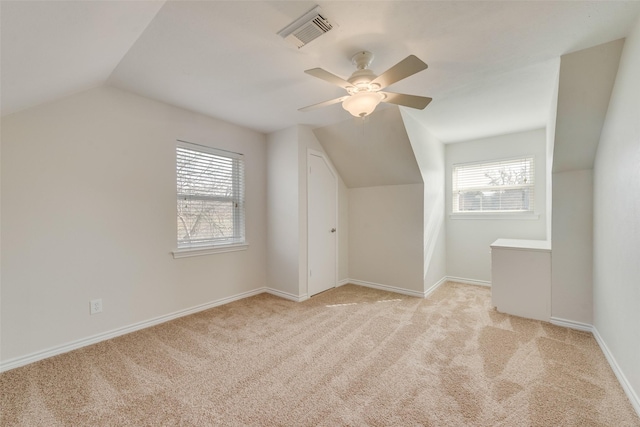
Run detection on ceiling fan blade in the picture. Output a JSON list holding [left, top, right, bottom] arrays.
[[381, 92, 432, 110], [299, 96, 349, 112], [371, 55, 428, 89], [304, 68, 353, 90]]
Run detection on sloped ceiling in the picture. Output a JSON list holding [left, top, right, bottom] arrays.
[[553, 39, 625, 173], [2, 1, 640, 144], [314, 107, 421, 188], [0, 1, 164, 116]]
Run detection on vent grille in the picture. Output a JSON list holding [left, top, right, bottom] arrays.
[[278, 6, 336, 48]]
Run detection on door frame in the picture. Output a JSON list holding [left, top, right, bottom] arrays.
[[307, 149, 339, 297]]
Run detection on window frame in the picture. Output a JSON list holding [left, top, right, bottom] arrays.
[[450, 155, 537, 219], [172, 140, 247, 258]]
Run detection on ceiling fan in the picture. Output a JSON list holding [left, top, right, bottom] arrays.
[[299, 51, 432, 118]]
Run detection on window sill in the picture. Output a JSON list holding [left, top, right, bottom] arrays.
[[172, 243, 248, 259], [449, 213, 540, 220]]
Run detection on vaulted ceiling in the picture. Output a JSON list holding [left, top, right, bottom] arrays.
[[2, 1, 640, 143], [315, 107, 422, 188]]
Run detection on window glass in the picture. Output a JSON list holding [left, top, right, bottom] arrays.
[[176, 141, 245, 248], [453, 157, 534, 213]]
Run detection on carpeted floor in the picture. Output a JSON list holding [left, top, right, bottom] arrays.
[[1, 282, 638, 426]]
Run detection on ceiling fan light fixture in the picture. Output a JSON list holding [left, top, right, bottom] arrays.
[[342, 92, 384, 117], [300, 52, 430, 116]]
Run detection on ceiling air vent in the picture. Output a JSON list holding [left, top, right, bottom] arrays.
[[277, 6, 335, 48]]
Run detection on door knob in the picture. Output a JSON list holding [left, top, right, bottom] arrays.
[[331, 228, 336, 233]]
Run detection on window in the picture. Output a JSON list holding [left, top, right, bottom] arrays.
[[452, 157, 534, 214], [176, 140, 245, 251]]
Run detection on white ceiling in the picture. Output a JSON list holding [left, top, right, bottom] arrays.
[[0, 1, 164, 117], [2, 1, 640, 143]]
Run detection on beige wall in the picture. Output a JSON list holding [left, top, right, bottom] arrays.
[[1, 86, 268, 363], [266, 127, 300, 296], [338, 178, 349, 282], [551, 169, 593, 324], [546, 61, 560, 242], [348, 184, 425, 293], [266, 125, 348, 299], [401, 110, 447, 291], [445, 129, 547, 284], [549, 39, 624, 327], [593, 15, 640, 413]]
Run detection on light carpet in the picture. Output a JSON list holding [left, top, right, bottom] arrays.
[[1, 282, 639, 426]]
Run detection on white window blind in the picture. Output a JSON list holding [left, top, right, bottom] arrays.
[[453, 157, 534, 213], [176, 141, 245, 249]]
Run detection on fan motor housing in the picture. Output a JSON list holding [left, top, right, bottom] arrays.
[[351, 51, 374, 69], [348, 69, 376, 86], [347, 69, 380, 94], [347, 51, 379, 92]]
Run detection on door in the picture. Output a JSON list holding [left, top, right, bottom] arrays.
[[308, 152, 337, 297]]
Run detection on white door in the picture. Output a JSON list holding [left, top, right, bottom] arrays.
[[308, 153, 337, 297]]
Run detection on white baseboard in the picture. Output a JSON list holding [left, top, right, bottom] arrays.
[[265, 287, 308, 302], [546, 318, 639, 418], [346, 277, 448, 299], [0, 287, 268, 373], [592, 327, 640, 418], [549, 316, 593, 332], [348, 279, 427, 298], [445, 276, 491, 287], [337, 279, 350, 287], [425, 276, 448, 298]]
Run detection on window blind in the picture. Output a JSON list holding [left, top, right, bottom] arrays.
[[176, 141, 245, 248], [453, 157, 534, 213]]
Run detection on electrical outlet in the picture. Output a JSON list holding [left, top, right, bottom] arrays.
[[90, 299, 102, 315]]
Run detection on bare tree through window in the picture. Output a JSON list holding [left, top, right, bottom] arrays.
[[176, 142, 244, 248], [453, 157, 534, 213]]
